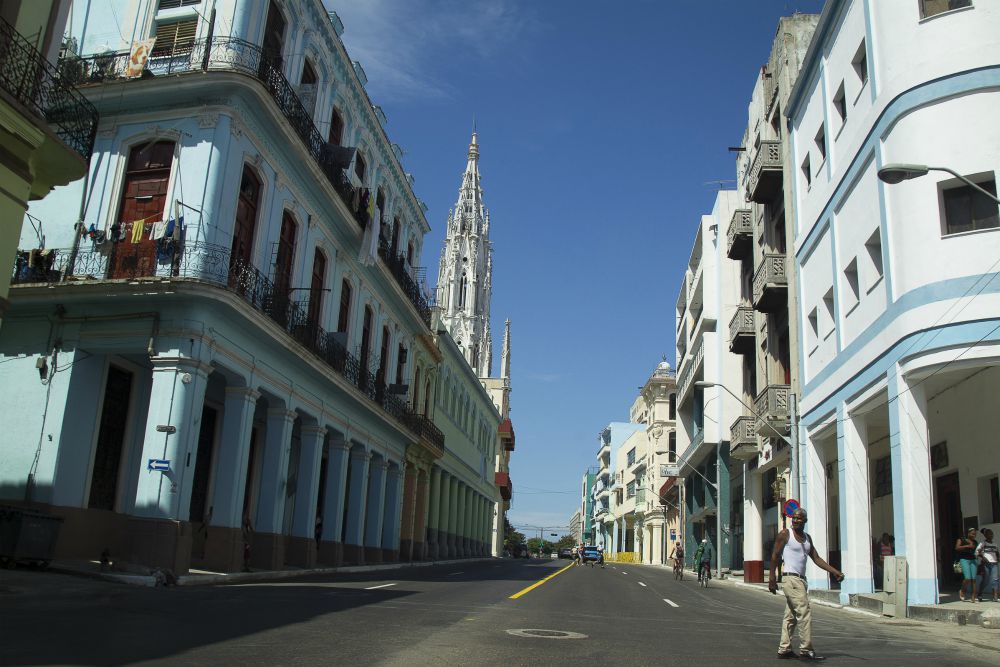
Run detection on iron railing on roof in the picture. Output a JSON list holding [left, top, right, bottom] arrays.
[[0, 17, 98, 161]]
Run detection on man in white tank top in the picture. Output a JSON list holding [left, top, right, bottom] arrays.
[[768, 508, 844, 660]]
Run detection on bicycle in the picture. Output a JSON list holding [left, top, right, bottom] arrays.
[[699, 561, 711, 588], [673, 559, 683, 580]]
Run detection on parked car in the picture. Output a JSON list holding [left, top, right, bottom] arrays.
[[558, 548, 574, 559]]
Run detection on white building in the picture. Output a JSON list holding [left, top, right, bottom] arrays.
[[674, 189, 744, 571], [787, 0, 1000, 605]]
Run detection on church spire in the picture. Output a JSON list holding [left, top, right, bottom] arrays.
[[501, 319, 511, 382], [436, 132, 494, 377]]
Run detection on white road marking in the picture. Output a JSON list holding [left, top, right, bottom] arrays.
[[663, 598, 679, 607], [448, 571, 464, 576], [364, 583, 397, 590], [638, 582, 647, 587], [621, 571, 628, 575]]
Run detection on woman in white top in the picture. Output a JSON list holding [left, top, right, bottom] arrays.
[[976, 528, 999, 602]]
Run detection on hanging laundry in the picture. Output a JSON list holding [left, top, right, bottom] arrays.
[[130, 219, 146, 243], [171, 215, 184, 241], [149, 220, 167, 240]]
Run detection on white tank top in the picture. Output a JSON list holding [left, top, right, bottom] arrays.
[[782, 532, 811, 575]]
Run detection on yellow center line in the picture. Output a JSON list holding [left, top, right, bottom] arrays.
[[509, 563, 575, 599]]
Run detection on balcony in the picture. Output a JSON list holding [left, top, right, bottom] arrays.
[[495, 471, 512, 501], [728, 306, 755, 355], [752, 253, 788, 313], [726, 208, 753, 259], [11, 242, 442, 449], [746, 140, 783, 203], [729, 416, 759, 461], [753, 384, 791, 437], [0, 18, 99, 194], [596, 485, 610, 500], [676, 339, 704, 401], [59, 37, 431, 328], [498, 418, 515, 451]]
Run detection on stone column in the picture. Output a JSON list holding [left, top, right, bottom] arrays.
[[251, 408, 296, 570], [743, 468, 764, 583], [803, 433, 831, 589], [204, 386, 259, 572], [342, 447, 370, 564], [363, 457, 388, 564], [399, 461, 417, 561], [129, 358, 210, 573], [445, 473, 458, 558], [473, 495, 483, 556], [318, 438, 350, 565], [413, 468, 430, 560], [838, 404, 874, 603], [381, 462, 402, 562], [455, 482, 467, 558], [888, 368, 936, 605], [287, 425, 326, 567], [427, 466, 442, 559]]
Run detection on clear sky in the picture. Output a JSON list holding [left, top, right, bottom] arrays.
[[326, 0, 825, 536]]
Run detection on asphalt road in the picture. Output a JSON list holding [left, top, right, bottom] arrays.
[[2, 558, 999, 665]]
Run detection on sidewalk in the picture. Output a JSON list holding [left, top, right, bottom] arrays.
[[45, 556, 496, 587], [654, 563, 1000, 629]]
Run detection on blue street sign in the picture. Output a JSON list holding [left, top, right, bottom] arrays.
[[148, 459, 171, 472]]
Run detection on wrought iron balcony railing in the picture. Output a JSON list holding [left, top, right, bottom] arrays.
[[377, 235, 431, 327], [0, 17, 98, 161], [59, 37, 431, 326], [11, 241, 443, 450]]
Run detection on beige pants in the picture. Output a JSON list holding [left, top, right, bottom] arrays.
[[779, 576, 812, 653]]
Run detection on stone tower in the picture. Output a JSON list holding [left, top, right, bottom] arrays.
[[436, 132, 493, 377]]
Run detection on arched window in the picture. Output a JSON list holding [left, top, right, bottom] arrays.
[[459, 272, 468, 309], [337, 279, 352, 335], [232, 165, 261, 270], [424, 378, 433, 416], [273, 211, 297, 296], [262, 2, 286, 67], [329, 108, 344, 146], [307, 248, 326, 327]]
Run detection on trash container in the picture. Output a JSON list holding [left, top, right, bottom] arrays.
[[0, 505, 64, 568]]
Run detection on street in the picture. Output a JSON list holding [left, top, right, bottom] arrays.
[[2, 559, 999, 666]]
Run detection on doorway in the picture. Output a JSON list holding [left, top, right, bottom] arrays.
[[935, 472, 961, 584]]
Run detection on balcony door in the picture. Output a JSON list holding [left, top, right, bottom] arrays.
[[269, 211, 296, 323], [230, 166, 260, 287], [108, 141, 174, 279], [306, 249, 326, 330], [262, 2, 286, 67]]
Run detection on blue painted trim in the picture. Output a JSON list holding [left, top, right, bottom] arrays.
[[829, 214, 843, 353], [803, 315, 1000, 422], [886, 369, 907, 557], [908, 577, 939, 606], [787, 0, 847, 122], [820, 65, 833, 181], [862, 0, 877, 102], [796, 66, 1000, 260]]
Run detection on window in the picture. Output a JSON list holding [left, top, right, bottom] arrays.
[[843, 258, 859, 310], [669, 393, 676, 420], [300, 60, 317, 85], [873, 456, 892, 498], [764, 468, 777, 509], [864, 228, 884, 288], [337, 279, 352, 334], [152, 18, 197, 55], [852, 39, 868, 86], [307, 249, 326, 326], [354, 152, 366, 184], [833, 82, 847, 124], [920, 0, 972, 19], [822, 288, 835, 336], [158, 0, 201, 8], [626, 481, 636, 498], [668, 431, 676, 461], [801, 154, 812, 187], [941, 176, 999, 235], [329, 108, 344, 146], [808, 307, 819, 347], [814, 124, 826, 161], [627, 448, 636, 467], [396, 344, 406, 386]]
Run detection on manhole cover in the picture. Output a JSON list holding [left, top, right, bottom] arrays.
[[506, 629, 587, 640]]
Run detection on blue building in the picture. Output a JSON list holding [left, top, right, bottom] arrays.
[[0, 0, 500, 574]]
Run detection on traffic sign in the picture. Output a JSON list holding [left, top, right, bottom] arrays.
[[148, 459, 171, 472], [783, 498, 800, 517]]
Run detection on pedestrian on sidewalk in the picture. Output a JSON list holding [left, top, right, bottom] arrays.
[[955, 527, 978, 602], [976, 528, 999, 602], [769, 507, 845, 661]]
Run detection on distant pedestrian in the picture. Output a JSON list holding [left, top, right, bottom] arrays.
[[769, 507, 844, 660], [976, 529, 998, 602], [956, 527, 978, 602], [874, 532, 893, 588], [242, 513, 254, 572]]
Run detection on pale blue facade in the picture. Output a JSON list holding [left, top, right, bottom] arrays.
[[0, 0, 498, 574]]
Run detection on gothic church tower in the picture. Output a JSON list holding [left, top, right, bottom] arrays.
[[437, 132, 493, 377]]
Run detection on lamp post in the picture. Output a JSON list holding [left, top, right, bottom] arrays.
[[878, 163, 1000, 205]]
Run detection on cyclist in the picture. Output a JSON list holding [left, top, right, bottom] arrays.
[[695, 539, 714, 582], [670, 541, 685, 577], [597, 545, 605, 568]]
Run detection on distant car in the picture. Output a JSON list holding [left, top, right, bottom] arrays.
[[550, 552, 558, 559], [581, 546, 601, 563], [558, 548, 574, 559]]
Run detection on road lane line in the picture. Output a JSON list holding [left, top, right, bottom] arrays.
[[364, 583, 397, 590], [448, 571, 464, 576], [638, 582, 647, 587], [663, 598, 679, 607], [509, 563, 575, 599]]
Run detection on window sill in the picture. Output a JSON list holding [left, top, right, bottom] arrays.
[[919, 5, 974, 24], [942, 225, 1000, 239], [844, 300, 860, 318]]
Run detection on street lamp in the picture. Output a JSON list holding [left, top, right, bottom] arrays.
[[878, 163, 1000, 205]]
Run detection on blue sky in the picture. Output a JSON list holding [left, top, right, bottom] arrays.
[[326, 0, 825, 535]]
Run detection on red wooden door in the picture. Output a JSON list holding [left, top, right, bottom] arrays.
[[307, 249, 326, 327], [231, 167, 260, 268], [108, 141, 173, 279]]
